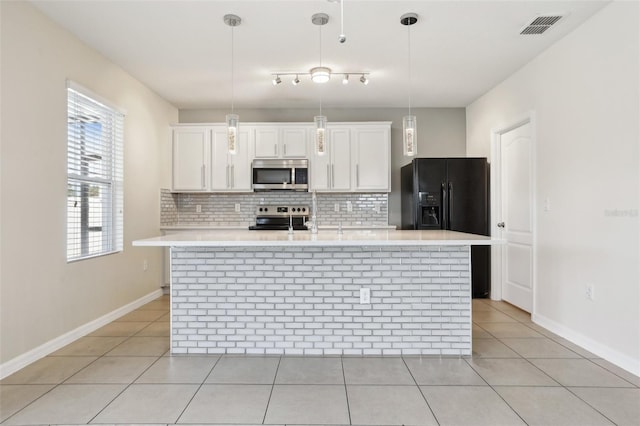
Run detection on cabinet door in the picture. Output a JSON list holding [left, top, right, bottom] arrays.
[[172, 128, 209, 191], [210, 128, 231, 190], [229, 129, 252, 190], [330, 129, 352, 191], [310, 131, 331, 191], [254, 127, 279, 158], [211, 128, 252, 191], [281, 127, 308, 158], [352, 126, 390, 191]]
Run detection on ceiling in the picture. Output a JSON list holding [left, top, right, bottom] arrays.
[[32, 0, 609, 110]]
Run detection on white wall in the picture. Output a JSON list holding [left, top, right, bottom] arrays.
[[466, 2, 639, 374], [0, 2, 178, 365], [179, 107, 467, 226]]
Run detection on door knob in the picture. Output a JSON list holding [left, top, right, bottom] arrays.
[[497, 222, 505, 228]]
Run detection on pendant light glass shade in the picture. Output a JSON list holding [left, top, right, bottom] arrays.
[[314, 115, 327, 156], [226, 113, 239, 155], [402, 115, 417, 157]]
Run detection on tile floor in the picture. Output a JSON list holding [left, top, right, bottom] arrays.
[[1, 296, 639, 425]]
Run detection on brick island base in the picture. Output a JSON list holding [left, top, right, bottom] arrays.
[[170, 245, 472, 356]]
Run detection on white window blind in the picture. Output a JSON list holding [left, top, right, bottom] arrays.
[[67, 82, 124, 261]]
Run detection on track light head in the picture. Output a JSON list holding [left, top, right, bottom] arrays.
[[342, 74, 349, 85], [292, 75, 301, 85], [360, 74, 369, 85], [272, 75, 282, 85]]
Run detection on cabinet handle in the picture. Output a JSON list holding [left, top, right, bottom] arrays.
[[284, 144, 287, 156], [274, 144, 278, 156], [226, 165, 230, 188], [231, 164, 235, 188], [326, 164, 330, 187], [332, 164, 335, 187], [201, 165, 205, 188], [356, 164, 360, 187]]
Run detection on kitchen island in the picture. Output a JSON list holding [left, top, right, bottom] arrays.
[[134, 229, 500, 356]]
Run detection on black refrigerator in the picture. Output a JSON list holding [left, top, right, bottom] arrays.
[[401, 158, 490, 298]]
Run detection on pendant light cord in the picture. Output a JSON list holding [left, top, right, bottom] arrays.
[[319, 23, 323, 116], [231, 25, 235, 114], [407, 22, 412, 117], [340, 0, 344, 39]]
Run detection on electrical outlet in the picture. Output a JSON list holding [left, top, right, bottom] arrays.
[[143, 260, 148, 271], [346, 201, 353, 212], [235, 203, 241, 213], [360, 287, 371, 304], [196, 204, 202, 213], [334, 203, 340, 212], [586, 284, 594, 300]]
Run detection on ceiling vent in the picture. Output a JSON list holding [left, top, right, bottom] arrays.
[[520, 15, 563, 35]]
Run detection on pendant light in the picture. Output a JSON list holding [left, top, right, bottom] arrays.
[[313, 13, 328, 156], [401, 13, 418, 157], [224, 14, 241, 154]]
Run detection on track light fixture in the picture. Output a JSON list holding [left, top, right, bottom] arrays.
[[271, 71, 370, 85], [270, 12, 370, 86]]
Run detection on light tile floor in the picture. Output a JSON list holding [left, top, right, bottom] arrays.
[[1, 296, 639, 425]]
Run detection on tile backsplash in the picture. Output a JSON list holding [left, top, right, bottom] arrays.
[[160, 189, 388, 227]]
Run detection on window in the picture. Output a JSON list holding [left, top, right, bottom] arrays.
[[67, 81, 124, 261]]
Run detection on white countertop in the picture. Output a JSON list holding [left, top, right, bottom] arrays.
[[160, 225, 397, 231], [134, 229, 501, 247]]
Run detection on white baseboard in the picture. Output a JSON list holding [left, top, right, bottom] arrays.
[[532, 312, 640, 377], [0, 289, 163, 379]]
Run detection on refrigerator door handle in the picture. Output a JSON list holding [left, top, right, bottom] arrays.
[[448, 182, 453, 229], [441, 182, 447, 229]]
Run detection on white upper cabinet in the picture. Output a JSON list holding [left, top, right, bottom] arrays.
[[253, 125, 310, 158], [311, 127, 351, 192], [172, 122, 390, 193], [253, 127, 279, 158], [172, 127, 209, 191], [352, 124, 391, 192], [210, 127, 252, 191]]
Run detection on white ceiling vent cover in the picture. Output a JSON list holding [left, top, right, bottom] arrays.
[[520, 15, 563, 35]]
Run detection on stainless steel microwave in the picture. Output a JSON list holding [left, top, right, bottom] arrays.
[[252, 159, 309, 191]]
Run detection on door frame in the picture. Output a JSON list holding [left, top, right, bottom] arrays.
[[489, 111, 537, 313]]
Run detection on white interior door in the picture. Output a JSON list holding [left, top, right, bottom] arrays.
[[499, 122, 534, 312]]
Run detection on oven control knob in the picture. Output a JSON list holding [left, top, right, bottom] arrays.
[[302, 207, 306, 212], [264, 207, 268, 212]]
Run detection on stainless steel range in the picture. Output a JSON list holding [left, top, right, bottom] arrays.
[[248, 205, 310, 230]]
